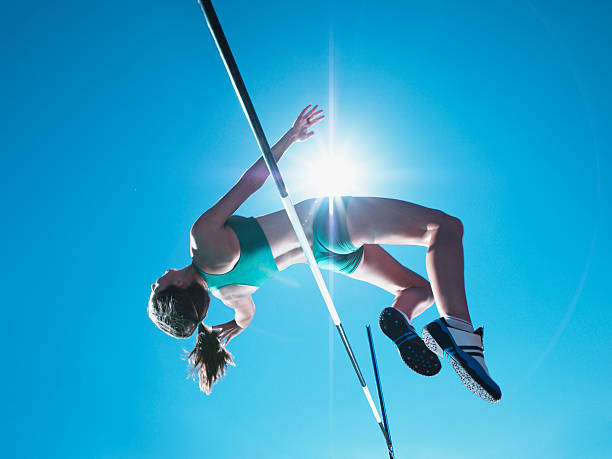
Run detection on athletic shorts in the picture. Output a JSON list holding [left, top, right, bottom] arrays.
[[312, 196, 364, 274]]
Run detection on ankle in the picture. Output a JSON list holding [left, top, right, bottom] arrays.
[[443, 315, 473, 332]]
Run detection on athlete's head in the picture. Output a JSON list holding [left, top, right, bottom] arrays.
[[148, 268, 233, 394], [148, 280, 209, 337]]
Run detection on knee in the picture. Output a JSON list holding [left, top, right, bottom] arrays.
[[428, 211, 463, 240], [445, 214, 464, 238], [398, 283, 434, 306], [422, 282, 435, 306]]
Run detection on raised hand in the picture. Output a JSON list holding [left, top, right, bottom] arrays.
[[291, 104, 325, 142]]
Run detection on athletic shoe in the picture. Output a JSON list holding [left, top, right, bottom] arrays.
[[379, 307, 441, 376], [422, 318, 502, 403]]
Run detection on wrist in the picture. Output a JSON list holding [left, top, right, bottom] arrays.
[[286, 128, 298, 143], [235, 317, 251, 329]]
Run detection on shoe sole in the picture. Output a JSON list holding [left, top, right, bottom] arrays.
[[422, 322, 500, 403], [379, 308, 441, 376]]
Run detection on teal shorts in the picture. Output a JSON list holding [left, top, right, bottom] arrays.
[[313, 196, 364, 274]]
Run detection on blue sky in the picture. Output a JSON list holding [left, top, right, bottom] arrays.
[[2, 1, 611, 457]]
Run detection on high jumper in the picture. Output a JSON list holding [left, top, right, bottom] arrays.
[[147, 101, 501, 404], [147, 5, 501, 442]]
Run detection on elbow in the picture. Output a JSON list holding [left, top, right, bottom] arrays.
[[235, 314, 254, 329], [235, 304, 255, 328]]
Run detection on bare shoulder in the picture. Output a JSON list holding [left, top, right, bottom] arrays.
[[190, 220, 240, 273]]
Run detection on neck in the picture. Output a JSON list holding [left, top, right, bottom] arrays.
[[188, 263, 208, 290]]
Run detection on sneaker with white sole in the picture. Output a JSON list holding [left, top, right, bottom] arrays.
[[422, 318, 501, 403]]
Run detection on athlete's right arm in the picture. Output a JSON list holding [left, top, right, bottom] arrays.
[[213, 295, 256, 345], [192, 105, 323, 231]]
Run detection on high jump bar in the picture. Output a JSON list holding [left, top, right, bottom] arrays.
[[196, 0, 392, 450]]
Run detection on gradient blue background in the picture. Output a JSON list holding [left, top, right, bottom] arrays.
[[2, 1, 610, 458]]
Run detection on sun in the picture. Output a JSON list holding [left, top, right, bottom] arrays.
[[301, 150, 364, 197]]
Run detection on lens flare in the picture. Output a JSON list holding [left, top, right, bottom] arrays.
[[302, 151, 364, 197]]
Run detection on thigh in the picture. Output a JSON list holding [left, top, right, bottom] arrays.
[[349, 244, 429, 294], [346, 196, 447, 247]]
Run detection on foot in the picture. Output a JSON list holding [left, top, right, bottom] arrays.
[[422, 318, 502, 403], [379, 307, 441, 376]]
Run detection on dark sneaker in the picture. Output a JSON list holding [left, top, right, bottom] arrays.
[[379, 307, 441, 376], [422, 318, 502, 403]]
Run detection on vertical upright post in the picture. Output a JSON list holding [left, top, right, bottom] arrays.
[[367, 325, 394, 459], [196, 0, 392, 452]]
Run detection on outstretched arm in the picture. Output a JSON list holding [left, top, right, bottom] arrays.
[[193, 105, 324, 230]]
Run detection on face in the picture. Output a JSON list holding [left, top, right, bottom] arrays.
[[150, 269, 187, 295]]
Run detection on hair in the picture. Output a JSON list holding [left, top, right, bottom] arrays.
[[188, 323, 235, 395], [148, 283, 234, 394]]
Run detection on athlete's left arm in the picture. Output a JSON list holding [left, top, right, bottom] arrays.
[[193, 105, 324, 230], [213, 295, 256, 345]]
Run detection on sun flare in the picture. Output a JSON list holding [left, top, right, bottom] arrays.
[[301, 150, 365, 197]]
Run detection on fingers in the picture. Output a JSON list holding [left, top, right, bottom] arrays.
[[222, 330, 237, 346], [307, 114, 325, 125], [304, 104, 319, 119], [307, 109, 323, 119], [299, 104, 322, 121], [214, 324, 230, 340], [216, 325, 241, 345], [298, 104, 312, 119]]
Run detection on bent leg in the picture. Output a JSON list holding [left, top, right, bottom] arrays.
[[351, 244, 441, 376], [349, 244, 435, 321], [345, 197, 470, 322]]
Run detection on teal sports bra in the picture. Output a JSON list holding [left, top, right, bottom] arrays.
[[193, 216, 279, 291]]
